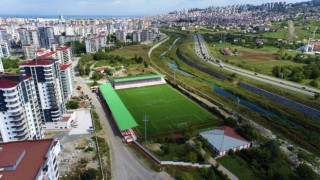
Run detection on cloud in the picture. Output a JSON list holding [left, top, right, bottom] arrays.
[[0, 0, 309, 16]]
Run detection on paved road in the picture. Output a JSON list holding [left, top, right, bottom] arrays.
[[194, 34, 320, 97], [72, 59, 172, 180]]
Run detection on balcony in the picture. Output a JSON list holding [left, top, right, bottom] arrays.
[[4, 90, 18, 96], [51, 112, 60, 118], [6, 101, 20, 108], [14, 130, 28, 138], [13, 125, 27, 133], [52, 117, 60, 122], [51, 109, 60, 114], [15, 134, 29, 141], [44, 68, 53, 71], [8, 106, 23, 113], [10, 116, 24, 123], [11, 121, 26, 128], [9, 111, 23, 118], [5, 96, 19, 102]]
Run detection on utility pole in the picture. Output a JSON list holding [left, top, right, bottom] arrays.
[[143, 115, 148, 144]]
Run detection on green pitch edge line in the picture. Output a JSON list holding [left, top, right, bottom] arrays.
[[99, 83, 138, 131]]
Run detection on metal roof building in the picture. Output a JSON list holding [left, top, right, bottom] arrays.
[[99, 83, 138, 132], [200, 126, 250, 156]]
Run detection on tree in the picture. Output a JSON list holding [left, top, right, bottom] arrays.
[[80, 168, 99, 180], [309, 80, 318, 88], [66, 101, 79, 109], [187, 152, 197, 163], [296, 164, 318, 180], [143, 60, 149, 68], [92, 72, 102, 80], [178, 172, 193, 180]]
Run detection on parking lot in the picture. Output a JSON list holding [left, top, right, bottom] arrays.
[[69, 109, 93, 135]]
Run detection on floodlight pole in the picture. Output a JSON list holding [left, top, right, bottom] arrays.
[[143, 115, 148, 144]]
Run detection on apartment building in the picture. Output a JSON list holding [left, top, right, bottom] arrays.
[[39, 27, 56, 48], [35, 46, 72, 65], [85, 35, 106, 53], [56, 46, 72, 64], [116, 30, 127, 42], [132, 31, 141, 43], [0, 41, 10, 57], [60, 63, 74, 100], [19, 59, 66, 124], [141, 29, 150, 42], [0, 138, 61, 180], [18, 28, 40, 47], [0, 29, 8, 41], [0, 74, 43, 142], [22, 44, 38, 60]]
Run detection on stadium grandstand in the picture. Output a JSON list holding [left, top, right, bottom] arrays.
[[99, 83, 138, 142], [112, 74, 166, 89]]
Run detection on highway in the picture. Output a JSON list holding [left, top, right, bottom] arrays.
[[72, 58, 172, 180], [194, 34, 320, 97]]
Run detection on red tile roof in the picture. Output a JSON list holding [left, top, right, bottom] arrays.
[[0, 80, 19, 88], [37, 51, 57, 59], [23, 76, 32, 80], [57, 46, 70, 51], [60, 63, 72, 70], [217, 126, 249, 142], [0, 147, 25, 167], [0, 139, 54, 180], [20, 59, 56, 66]]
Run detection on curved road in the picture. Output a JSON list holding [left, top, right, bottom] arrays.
[[194, 34, 320, 97], [72, 58, 172, 180]]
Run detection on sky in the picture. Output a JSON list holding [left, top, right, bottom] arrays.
[[0, 0, 310, 16]]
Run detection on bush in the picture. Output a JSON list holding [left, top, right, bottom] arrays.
[[296, 164, 318, 180], [66, 101, 79, 109]]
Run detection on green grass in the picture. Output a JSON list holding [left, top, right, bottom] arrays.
[[109, 44, 149, 60], [205, 42, 303, 75], [218, 155, 265, 180], [116, 84, 217, 134]]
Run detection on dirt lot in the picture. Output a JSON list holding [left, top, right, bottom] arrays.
[[239, 50, 277, 62]]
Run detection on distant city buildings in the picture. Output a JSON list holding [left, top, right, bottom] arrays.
[[0, 138, 61, 180], [22, 44, 38, 60], [85, 35, 107, 53], [39, 27, 56, 48], [0, 74, 43, 142], [0, 41, 10, 57]]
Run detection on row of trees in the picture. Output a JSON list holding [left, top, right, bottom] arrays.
[[272, 63, 320, 84]]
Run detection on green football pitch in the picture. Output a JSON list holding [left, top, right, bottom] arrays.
[[116, 84, 217, 134]]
